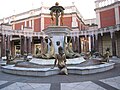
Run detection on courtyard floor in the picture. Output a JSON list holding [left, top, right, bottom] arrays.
[[0, 57, 120, 90]]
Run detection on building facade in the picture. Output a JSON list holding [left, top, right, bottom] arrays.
[[0, 0, 120, 58], [94, 0, 120, 57], [0, 4, 88, 58]]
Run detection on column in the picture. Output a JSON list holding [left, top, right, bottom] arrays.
[[78, 36, 81, 53], [76, 36, 79, 53], [32, 19, 34, 29], [84, 36, 89, 52], [6, 35, 11, 51], [72, 36, 75, 52], [99, 34, 103, 55], [75, 36, 78, 52], [90, 35, 94, 51], [111, 32, 117, 56], [31, 37, 34, 55], [24, 36, 27, 53], [95, 34, 99, 52], [27, 37, 32, 54], [1, 34, 6, 57], [96, 11, 101, 28], [20, 36, 24, 55], [11, 40, 15, 57], [88, 35, 91, 52], [6, 35, 11, 64], [0, 36, 1, 57], [93, 35, 96, 51], [72, 14, 78, 28], [40, 37, 44, 55], [41, 14, 44, 31]]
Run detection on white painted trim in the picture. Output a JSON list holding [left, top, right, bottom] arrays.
[[43, 14, 72, 18], [63, 15, 72, 17], [12, 24, 15, 30], [41, 14, 44, 31], [96, 11, 101, 28], [72, 14, 78, 27], [95, 2, 120, 12], [43, 15, 51, 17], [33, 16, 41, 20], [115, 4, 120, 24], [21, 25, 23, 30], [11, 16, 41, 24], [29, 20, 32, 27], [12, 20, 25, 24], [32, 19, 34, 29], [95, 2, 120, 28]]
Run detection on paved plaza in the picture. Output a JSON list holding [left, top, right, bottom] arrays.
[[0, 58, 120, 90]]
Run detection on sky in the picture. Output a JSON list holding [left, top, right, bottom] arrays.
[[0, 0, 96, 19]]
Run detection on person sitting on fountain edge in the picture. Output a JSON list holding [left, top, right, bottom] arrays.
[[51, 46, 68, 75]]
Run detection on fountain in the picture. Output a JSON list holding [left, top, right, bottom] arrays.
[[1, 2, 115, 76]]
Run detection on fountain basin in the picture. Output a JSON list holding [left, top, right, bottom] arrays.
[[30, 57, 85, 65], [1, 62, 115, 76]]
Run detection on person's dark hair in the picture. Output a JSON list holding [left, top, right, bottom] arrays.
[[56, 41, 60, 46], [58, 46, 64, 54], [58, 46, 63, 51], [106, 48, 110, 51]]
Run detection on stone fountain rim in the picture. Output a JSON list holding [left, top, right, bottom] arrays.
[[1, 62, 115, 76]]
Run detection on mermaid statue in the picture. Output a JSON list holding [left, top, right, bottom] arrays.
[[42, 37, 55, 59], [64, 37, 80, 58]]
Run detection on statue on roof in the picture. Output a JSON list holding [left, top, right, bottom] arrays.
[[49, 2, 65, 26]]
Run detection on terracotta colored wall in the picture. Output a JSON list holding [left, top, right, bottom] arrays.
[[100, 8, 116, 28], [44, 17, 72, 28], [15, 22, 25, 30], [34, 18, 41, 32], [81, 24, 85, 30], [44, 17, 51, 29], [77, 19, 86, 30], [25, 20, 32, 27], [63, 17, 72, 28]]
